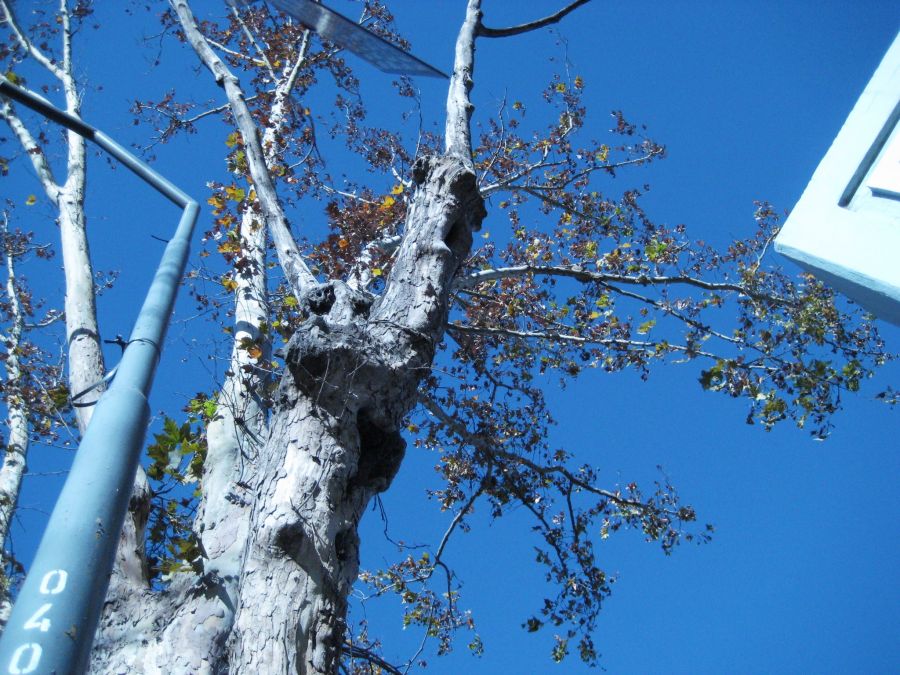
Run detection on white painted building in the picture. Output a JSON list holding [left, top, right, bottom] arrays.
[[775, 32, 900, 325]]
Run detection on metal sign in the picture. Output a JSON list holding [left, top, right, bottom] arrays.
[[252, 0, 448, 78]]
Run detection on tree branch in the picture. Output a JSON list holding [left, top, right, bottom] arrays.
[[445, 0, 481, 164], [172, 0, 316, 296], [205, 37, 268, 68], [60, 0, 73, 80], [343, 645, 403, 675], [477, 0, 591, 38], [228, 2, 276, 79], [479, 148, 662, 196], [0, 96, 61, 200], [0, 0, 65, 79], [420, 395, 675, 517], [447, 322, 723, 361], [601, 281, 742, 345], [456, 262, 793, 305]]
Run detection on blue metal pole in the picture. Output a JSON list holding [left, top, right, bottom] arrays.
[[0, 78, 199, 674]]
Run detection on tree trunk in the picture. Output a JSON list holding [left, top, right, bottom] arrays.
[[0, 218, 29, 628], [90, 154, 484, 674], [91, 1, 486, 670], [228, 155, 484, 673]]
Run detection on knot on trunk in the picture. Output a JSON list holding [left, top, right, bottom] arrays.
[[299, 280, 373, 320], [282, 281, 386, 417], [302, 283, 336, 315]]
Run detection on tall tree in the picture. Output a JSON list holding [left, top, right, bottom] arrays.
[[0, 207, 69, 627], [0, 0, 154, 622], [0, 0, 105, 430], [3, 1, 892, 673]]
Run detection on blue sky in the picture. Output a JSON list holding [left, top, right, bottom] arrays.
[[4, 2, 899, 673]]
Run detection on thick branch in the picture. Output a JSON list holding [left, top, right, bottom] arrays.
[[60, 0, 73, 79], [445, 0, 481, 165], [0, 1, 65, 79], [477, 0, 591, 38], [0, 214, 28, 627], [172, 0, 316, 296], [456, 262, 787, 302], [447, 322, 723, 361], [0, 97, 60, 199]]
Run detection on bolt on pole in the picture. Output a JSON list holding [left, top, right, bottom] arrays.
[[0, 78, 199, 675]]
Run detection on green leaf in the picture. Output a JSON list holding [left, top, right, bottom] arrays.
[[636, 319, 656, 334], [225, 185, 246, 202]]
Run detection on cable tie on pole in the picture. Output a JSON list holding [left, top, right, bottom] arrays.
[[70, 367, 118, 407]]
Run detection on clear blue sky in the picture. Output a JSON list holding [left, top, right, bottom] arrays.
[[5, 2, 899, 673]]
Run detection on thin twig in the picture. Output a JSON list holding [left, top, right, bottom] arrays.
[[477, 0, 592, 38]]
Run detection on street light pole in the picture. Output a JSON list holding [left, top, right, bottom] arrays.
[[0, 78, 200, 675]]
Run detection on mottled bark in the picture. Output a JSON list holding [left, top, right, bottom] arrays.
[[0, 216, 29, 628], [228, 157, 484, 672], [92, 1, 487, 672], [445, 1, 481, 168], [92, 155, 484, 674], [0, 3, 105, 430]]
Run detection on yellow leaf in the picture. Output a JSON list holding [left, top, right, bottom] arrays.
[[25, 194, 36, 206], [481, 231, 490, 239], [555, 82, 566, 93], [217, 240, 241, 254], [637, 319, 656, 335], [589, 311, 601, 320], [225, 185, 246, 202], [574, 75, 584, 89], [391, 184, 404, 195], [221, 276, 238, 292], [246, 344, 263, 360], [380, 195, 396, 210], [372, 268, 383, 277], [224, 131, 241, 148]]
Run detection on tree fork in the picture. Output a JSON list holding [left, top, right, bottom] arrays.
[[227, 156, 484, 673]]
